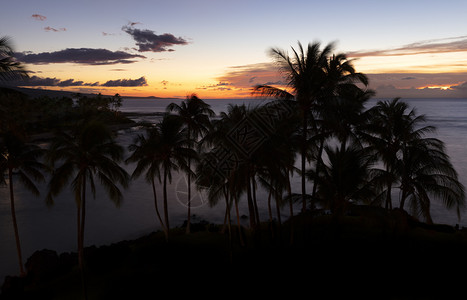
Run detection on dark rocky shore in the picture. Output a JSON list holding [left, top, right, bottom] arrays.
[[2, 206, 467, 299]]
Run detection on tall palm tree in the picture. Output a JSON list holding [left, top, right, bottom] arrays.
[[166, 94, 214, 233], [126, 126, 167, 238], [46, 120, 129, 299], [0, 132, 47, 276], [253, 41, 369, 211], [156, 114, 197, 239], [0, 36, 29, 81]]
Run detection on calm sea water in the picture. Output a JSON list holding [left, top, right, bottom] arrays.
[[1, 97, 466, 282]]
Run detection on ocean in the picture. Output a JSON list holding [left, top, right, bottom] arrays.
[[1, 97, 466, 282]]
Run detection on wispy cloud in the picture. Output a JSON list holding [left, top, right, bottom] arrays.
[[44, 26, 66, 32], [15, 48, 145, 65], [31, 14, 46, 21], [348, 36, 467, 58], [215, 62, 286, 90], [122, 25, 189, 52]]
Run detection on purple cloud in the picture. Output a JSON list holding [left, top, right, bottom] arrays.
[[15, 48, 145, 65], [122, 25, 188, 52]]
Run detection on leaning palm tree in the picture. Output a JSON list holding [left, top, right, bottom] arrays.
[[0, 132, 47, 276], [0, 36, 29, 81], [166, 94, 214, 233], [46, 120, 129, 299]]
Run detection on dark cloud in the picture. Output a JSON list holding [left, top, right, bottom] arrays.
[[122, 25, 188, 52], [9, 75, 146, 87], [32, 14, 46, 21], [401, 77, 416, 80], [15, 48, 145, 65], [101, 76, 148, 87]]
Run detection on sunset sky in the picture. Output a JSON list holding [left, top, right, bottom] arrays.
[[2, 0, 467, 99]]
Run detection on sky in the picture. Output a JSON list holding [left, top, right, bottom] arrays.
[[2, 0, 467, 99]]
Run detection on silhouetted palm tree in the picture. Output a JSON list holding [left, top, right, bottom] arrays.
[[253, 41, 369, 211], [364, 98, 432, 209], [126, 126, 167, 238], [307, 144, 376, 218], [398, 129, 465, 223], [166, 94, 214, 233], [0, 37, 28, 81], [156, 114, 197, 239], [364, 98, 465, 221], [0, 132, 47, 276], [46, 120, 129, 299]]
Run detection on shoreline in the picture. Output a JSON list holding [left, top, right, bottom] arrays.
[[3, 207, 467, 298]]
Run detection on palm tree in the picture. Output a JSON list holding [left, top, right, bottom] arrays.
[[364, 98, 433, 209], [155, 114, 197, 239], [46, 120, 129, 299], [166, 94, 214, 233], [126, 126, 167, 238], [398, 128, 465, 223], [364, 98, 465, 221], [0, 132, 47, 276], [306, 143, 376, 220], [253, 41, 369, 211], [0, 36, 29, 81]]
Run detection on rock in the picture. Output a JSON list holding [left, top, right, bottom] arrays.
[[25, 249, 60, 284]]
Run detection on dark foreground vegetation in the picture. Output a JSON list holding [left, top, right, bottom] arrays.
[[2, 207, 467, 299]]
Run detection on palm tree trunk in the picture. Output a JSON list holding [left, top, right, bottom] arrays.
[[151, 178, 167, 238], [311, 139, 325, 205], [79, 176, 88, 300], [287, 174, 294, 244], [251, 174, 260, 225], [301, 112, 307, 212], [163, 167, 170, 240], [186, 158, 191, 234], [246, 170, 256, 229], [233, 193, 245, 246], [9, 168, 25, 276]]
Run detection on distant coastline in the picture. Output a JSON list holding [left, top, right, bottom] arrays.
[[0, 86, 181, 100]]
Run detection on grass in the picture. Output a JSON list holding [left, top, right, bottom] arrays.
[[2, 207, 467, 299]]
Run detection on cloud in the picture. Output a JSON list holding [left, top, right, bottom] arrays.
[[32, 14, 46, 21], [348, 36, 467, 58], [8, 75, 147, 87], [44, 26, 66, 32], [101, 76, 148, 87], [216, 62, 287, 90], [15, 48, 145, 65], [122, 25, 188, 52]]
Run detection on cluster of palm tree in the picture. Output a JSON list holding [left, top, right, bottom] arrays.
[[1, 37, 465, 299]]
